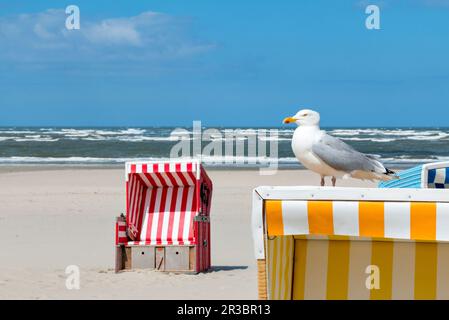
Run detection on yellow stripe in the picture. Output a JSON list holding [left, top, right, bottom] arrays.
[[370, 241, 393, 300], [359, 202, 384, 238], [267, 237, 275, 299], [283, 236, 293, 299], [411, 202, 436, 241], [292, 239, 307, 300], [326, 239, 350, 300], [266, 200, 284, 236], [415, 242, 438, 300], [278, 235, 284, 299], [307, 201, 333, 235]]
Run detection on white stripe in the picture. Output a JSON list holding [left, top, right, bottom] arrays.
[[150, 168, 163, 187], [332, 201, 359, 236], [182, 188, 195, 242], [140, 189, 151, 240], [160, 188, 173, 243], [135, 163, 142, 174], [304, 240, 328, 300], [170, 163, 184, 186], [181, 162, 195, 185], [347, 240, 372, 300], [128, 177, 137, 224], [392, 241, 415, 299], [118, 231, 127, 238], [132, 180, 142, 226], [437, 243, 449, 299], [281, 201, 308, 235], [171, 187, 183, 245], [437, 203, 449, 241], [132, 183, 142, 228], [150, 188, 162, 243], [435, 168, 446, 184], [125, 163, 131, 181], [384, 202, 410, 239], [139, 173, 152, 187], [158, 163, 172, 186]]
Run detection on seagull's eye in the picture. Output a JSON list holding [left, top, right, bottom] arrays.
[[303, 113, 308, 117]]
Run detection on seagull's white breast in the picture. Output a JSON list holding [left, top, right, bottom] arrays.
[[291, 126, 343, 177]]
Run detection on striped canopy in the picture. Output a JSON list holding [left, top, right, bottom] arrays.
[[125, 160, 207, 246], [265, 200, 449, 242]]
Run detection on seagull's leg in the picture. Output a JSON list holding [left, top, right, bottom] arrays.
[[332, 176, 336, 187], [320, 176, 325, 186]]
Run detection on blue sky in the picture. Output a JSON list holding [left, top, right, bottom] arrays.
[[0, 0, 449, 127]]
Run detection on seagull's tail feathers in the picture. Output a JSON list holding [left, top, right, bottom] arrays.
[[373, 159, 399, 181], [351, 159, 399, 182]]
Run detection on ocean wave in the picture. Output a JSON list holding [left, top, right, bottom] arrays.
[[0, 155, 443, 166], [330, 128, 449, 139], [0, 136, 59, 142], [340, 137, 397, 142]]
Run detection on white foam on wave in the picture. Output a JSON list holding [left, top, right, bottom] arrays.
[[0, 155, 445, 166]]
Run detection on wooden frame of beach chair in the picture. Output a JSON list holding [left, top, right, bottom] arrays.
[[115, 160, 213, 274], [252, 186, 449, 300]]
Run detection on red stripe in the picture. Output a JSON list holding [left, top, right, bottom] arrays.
[[115, 221, 119, 245], [131, 164, 136, 173], [165, 163, 179, 186], [190, 185, 197, 244], [153, 164, 168, 187], [144, 173, 158, 187], [125, 181, 129, 220], [133, 181, 142, 237], [166, 186, 179, 245], [187, 171, 197, 186], [131, 178, 141, 236], [142, 164, 148, 173], [136, 188, 148, 240], [177, 168, 189, 186], [195, 220, 200, 272], [144, 187, 158, 241], [128, 176, 136, 228], [156, 187, 168, 244], [177, 187, 189, 245], [175, 163, 182, 172]]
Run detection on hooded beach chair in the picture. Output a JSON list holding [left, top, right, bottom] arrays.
[[379, 161, 449, 189], [115, 160, 213, 273], [252, 186, 449, 299]]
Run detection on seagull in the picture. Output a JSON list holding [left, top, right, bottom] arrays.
[[283, 109, 397, 186]]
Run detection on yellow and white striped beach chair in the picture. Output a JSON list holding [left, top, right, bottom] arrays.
[[252, 186, 449, 300]]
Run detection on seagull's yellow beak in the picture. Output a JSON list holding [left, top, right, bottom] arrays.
[[283, 117, 296, 124]]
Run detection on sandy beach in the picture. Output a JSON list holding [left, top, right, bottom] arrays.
[[0, 167, 375, 299]]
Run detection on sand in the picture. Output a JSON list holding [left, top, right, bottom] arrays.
[[0, 167, 375, 299]]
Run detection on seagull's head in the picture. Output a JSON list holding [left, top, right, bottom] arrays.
[[283, 109, 320, 126]]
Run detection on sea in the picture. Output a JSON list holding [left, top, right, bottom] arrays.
[[1, 127, 449, 169]]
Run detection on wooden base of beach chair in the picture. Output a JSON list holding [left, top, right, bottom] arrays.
[[115, 245, 202, 274], [257, 259, 268, 300]]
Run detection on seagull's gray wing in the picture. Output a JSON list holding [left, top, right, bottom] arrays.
[[311, 133, 384, 173]]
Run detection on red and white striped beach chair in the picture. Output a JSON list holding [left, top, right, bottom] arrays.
[[115, 160, 213, 273]]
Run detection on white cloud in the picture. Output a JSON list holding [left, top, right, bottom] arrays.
[[0, 9, 214, 64]]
